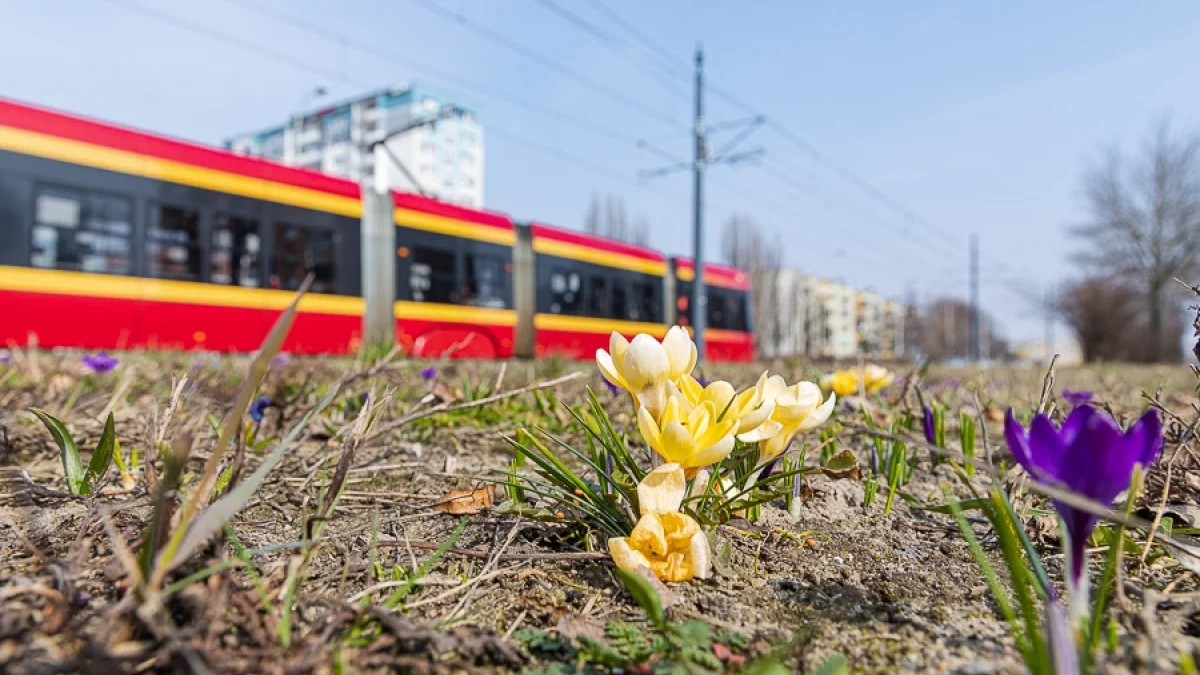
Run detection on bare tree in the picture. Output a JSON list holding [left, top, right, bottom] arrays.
[[1057, 276, 1184, 362], [720, 214, 783, 351], [583, 193, 602, 236], [1073, 117, 1200, 361], [920, 297, 1011, 361], [582, 193, 650, 247]]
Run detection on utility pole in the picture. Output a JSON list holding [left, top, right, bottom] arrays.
[[969, 233, 981, 362], [639, 45, 764, 363], [691, 46, 707, 360]]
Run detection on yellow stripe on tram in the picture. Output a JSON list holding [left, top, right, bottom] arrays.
[[0, 126, 363, 218], [533, 238, 666, 276], [534, 313, 668, 337], [394, 301, 518, 326], [394, 208, 516, 247], [0, 266, 363, 315]]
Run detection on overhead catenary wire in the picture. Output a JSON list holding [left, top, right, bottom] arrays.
[[404, 0, 684, 128], [219, 0, 643, 147], [95, 0, 686, 205], [575, 0, 963, 252], [526, 0, 687, 97]]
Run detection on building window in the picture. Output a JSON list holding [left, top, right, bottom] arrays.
[[464, 253, 506, 308], [549, 268, 582, 315], [271, 223, 338, 293], [147, 204, 202, 281], [211, 214, 261, 287], [408, 244, 457, 303], [30, 185, 133, 275]]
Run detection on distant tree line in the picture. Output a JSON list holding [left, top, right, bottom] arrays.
[[583, 193, 650, 247], [1059, 117, 1200, 362]]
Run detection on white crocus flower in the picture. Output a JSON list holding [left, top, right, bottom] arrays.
[[597, 328, 697, 422]]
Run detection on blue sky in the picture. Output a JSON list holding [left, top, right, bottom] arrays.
[[4, 1, 1200, 347]]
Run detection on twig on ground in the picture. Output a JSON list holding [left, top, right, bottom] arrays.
[[1036, 354, 1059, 414], [374, 538, 609, 561]]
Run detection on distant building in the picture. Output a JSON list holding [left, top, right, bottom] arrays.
[[760, 269, 905, 360], [226, 85, 483, 208]]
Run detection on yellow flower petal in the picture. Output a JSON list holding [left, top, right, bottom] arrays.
[[637, 405, 663, 454], [797, 392, 837, 431], [623, 334, 669, 390], [638, 463, 686, 515], [659, 422, 698, 465], [684, 433, 734, 468], [662, 325, 698, 379], [608, 536, 653, 572], [629, 513, 669, 556]]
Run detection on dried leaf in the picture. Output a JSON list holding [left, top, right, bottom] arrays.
[[434, 485, 494, 515], [820, 450, 861, 481]]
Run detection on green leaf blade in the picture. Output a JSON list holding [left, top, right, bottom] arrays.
[[31, 408, 84, 494], [83, 412, 118, 495]]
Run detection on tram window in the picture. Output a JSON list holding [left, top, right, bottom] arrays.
[[211, 214, 261, 287], [464, 253, 506, 308], [631, 280, 659, 322], [409, 244, 457, 303], [31, 185, 131, 274], [271, 223, 338, 293], [706, 289, 749, 331], [586, 274, 608, 317], [610, 283, 628, 319], [548, 268, 583, 315], [148, 204, 202, 281]]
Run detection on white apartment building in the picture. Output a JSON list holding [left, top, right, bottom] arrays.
[[226, 85, 484, 208], [762, 269, 905, 360]]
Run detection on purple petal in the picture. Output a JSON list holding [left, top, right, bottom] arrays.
[[1062, 389, 1094, 407], [922, 406, 936, 446], [82, 352, 119, 374], [1060, 409, 1129, 505], [420, 365, 437, 380], [1029, 412, 1077, 480], [1004, 409, 1036, 474], [1125, 409, 1164, 469], [1056, 503, 1098, 588], [1058, 405, 1096, 453]]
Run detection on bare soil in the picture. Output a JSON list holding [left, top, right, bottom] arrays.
[[2, 353, 1198, 674]]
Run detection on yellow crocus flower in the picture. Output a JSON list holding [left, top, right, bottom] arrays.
[[637, 395, 737, 472], [608, 463, 711, 583], [596, 327, 697, 422], [820, 364, 894, 397], [740, 380, 837, 461], [675, 371, 780, 438]]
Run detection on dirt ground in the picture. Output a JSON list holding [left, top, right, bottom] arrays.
[[2, 352, 1199, 674]]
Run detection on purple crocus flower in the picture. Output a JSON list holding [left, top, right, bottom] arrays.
[[602, 378, 620, 396], [420, 365, 437, 380], [696, 376, 711, 388], [922, 406, 937, 446], [1062, 389, 1094, 407], [250, 396, 271, 423], [271, 354, 291, 367], [83, 352, 119, 374], [0, 352, 11, 364], [1004, 406, 1163, 623]]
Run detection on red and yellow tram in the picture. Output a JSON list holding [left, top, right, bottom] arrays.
[[0, 97, 754, 361]]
